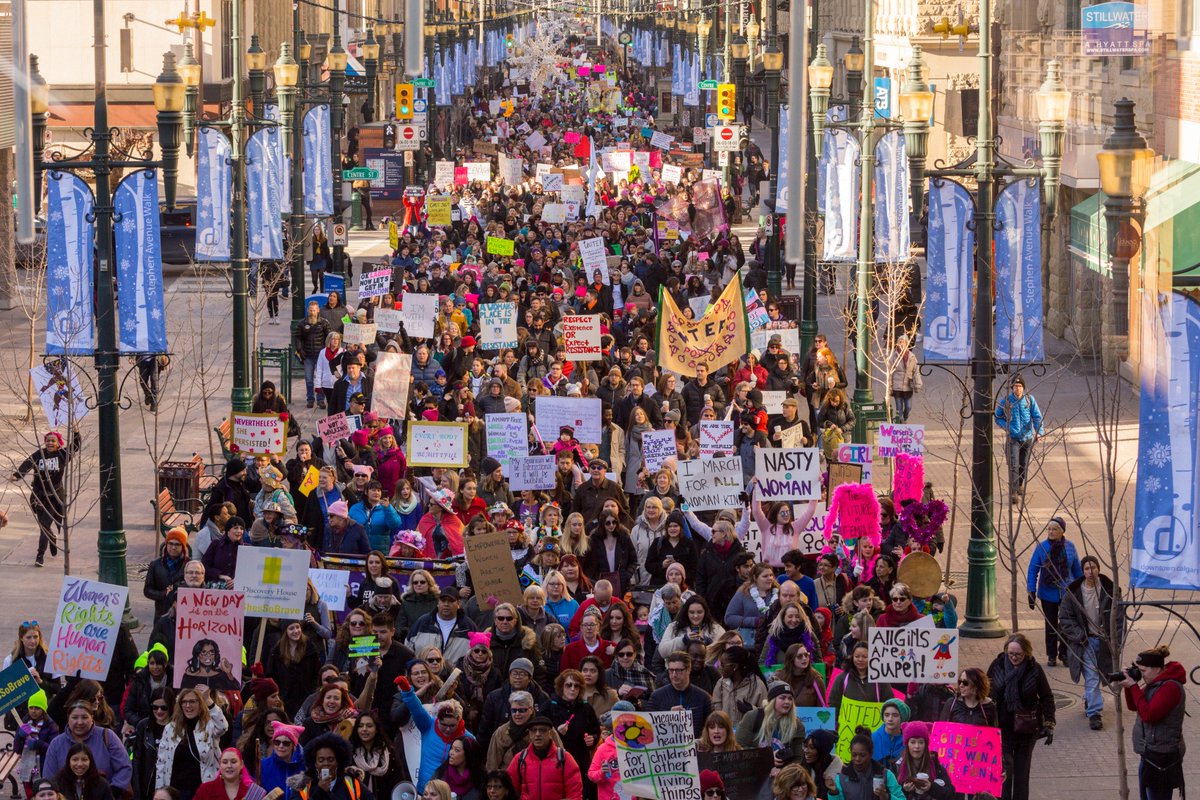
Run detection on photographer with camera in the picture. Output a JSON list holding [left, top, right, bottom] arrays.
[[1121, 646, 1186, 800], [1058, 555, 1120, 731]]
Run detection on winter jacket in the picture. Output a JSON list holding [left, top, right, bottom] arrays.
[[506, 742, 583, 800], [613, 391, 664, 431], [1126, 660, 1186, 756], [570, 477, 628, 528], [152, 707, 229, 789], [1026, 538, 1082, 603], [488, 626, 543, 680], [411, 355, 442, 385], [295, 317, 332, 359], [143, 546, 188, 617], [987, 652, 1056, 737], [477, 682, 551, 748], [1058, 574, 1119, 684], [682, 378, 726, 423], [486, 721, 563, 772], [324, 519, 371, 555], [374, 448, 408, 498], [128, 719, 161, 800], [401, 688, 475, 791], [994, 391, 1043, 442], [405, 610, 476, 667], [266, 641, 325, 714], [827, 669, 890, 710], [644, 535, 699, 588], [646, 683, 712, 738], [542, 695, 599, 786], [259, 746, 307, 800], [724, 590, 772, 649], [711, 675, 768, 728], [349, 501, 404, 552], [696, 540, 747, 624], [583, 532, 638, 592], [827, 761, 905, 800], [887, 351, 922, 394], [628, 514, 667, 586], [587, 737, 622, 800], [394, 591, 439, 640], [121, 667, 171, 730], [45, 725, 131, 791]]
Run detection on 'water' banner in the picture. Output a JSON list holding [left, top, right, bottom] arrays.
[[45, 172, 96, 355], [113, 170, 168, 354], [994, 179, 1044, 362], [922, 179, 975, 362]]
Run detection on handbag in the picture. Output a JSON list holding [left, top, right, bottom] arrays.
[[1012, 707, 1042, 735]]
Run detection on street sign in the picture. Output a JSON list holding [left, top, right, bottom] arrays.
[[698, 79, 718, 90], [395, 124, 421, 151], [413, 77, 435, 88], [414, 98, 428, 112], [342, 167, 380, 180], [711, 125, 742, 151], [331, 223, 348, 246], [705, 113, 718, 128], [404, 151, 414, 166]]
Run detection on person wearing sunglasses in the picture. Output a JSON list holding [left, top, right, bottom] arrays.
[[875, 584, 924, 629], [121, 646, 171, 736], [395, 570, 439, 642], [127, 688, 170, 800], [259, 722, 306, 800], [939, 668, 997, 728], [700, 770, 726, 800], [543, 670, 600, 778]]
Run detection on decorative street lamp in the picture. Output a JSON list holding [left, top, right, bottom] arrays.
[[844, 36, 864, 120], [763, 36, 784, 298], [362, 28, 381, 122]]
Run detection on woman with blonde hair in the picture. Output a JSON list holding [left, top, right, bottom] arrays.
[[155, 687, 229, 800], [736, 682, 806, 755], [541, 571, 580, 629], [838, 610, 875, 669], [562, 512, 590, 559], [698, 711, 742, 753]]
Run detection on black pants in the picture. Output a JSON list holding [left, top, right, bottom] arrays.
[[32, 498, 61, 559], [137, 358, 162, 406], [1041, 598, 1067, 660], [1002, 734, 1036, 800], [267, 294, 279, 318]]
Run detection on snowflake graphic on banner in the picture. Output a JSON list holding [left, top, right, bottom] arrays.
[[121, 219, 137, 234], [1146, 442, 1171, 468], [930, 270, 947, 287], [1142, 476, 1162, 494], [50, 211, 63, 223]]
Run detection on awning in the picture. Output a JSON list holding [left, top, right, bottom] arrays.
[[1144, 159, 1200, 284], [1068, 190, 1110, 278]]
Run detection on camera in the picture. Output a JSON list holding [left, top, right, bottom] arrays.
[[1107, 664, 1142, 683]]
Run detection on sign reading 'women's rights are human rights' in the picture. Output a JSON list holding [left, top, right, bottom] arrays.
[[754, 448, 822, 501]]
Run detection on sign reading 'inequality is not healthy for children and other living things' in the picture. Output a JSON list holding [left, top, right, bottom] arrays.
[[614, 710, 702, 800], [754, 447, 822, 501]]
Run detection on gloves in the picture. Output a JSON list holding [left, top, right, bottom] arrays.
[[1028, 592, 1037, 610], [394, 676, 411, 691], [1043, 731, 1054, 746]]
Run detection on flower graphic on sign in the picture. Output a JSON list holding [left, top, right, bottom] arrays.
[[613, 714, 654, 748]]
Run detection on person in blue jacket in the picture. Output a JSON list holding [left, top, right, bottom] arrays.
[[260, 722, 306, 800], [396, 676, 475, 791], [1027, 516, 1082, 667], [994, 375, 1043, 502], [348, 481, 403, 552]]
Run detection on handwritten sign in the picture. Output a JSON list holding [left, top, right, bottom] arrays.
[[542, 202, 567, 223], [697, 748, 772, 800], [649, 130, 675, 150], [836, 697, 883, 762], [342, 322, 378, 345], [508, 454, 557, 491], [868, 617, 958, 684], [698, 420, 735, 456], [48, 577, 128, 679], [372, 351, 412, 419], [930, 722, 1003, 796], [661, 164, 683, 184], [479, 302, 518, 349], [614, 710, 701, 800], [309, 568, 348, 611], [407, 421, 469, 467], [678, 457, 743, 512], [579, 236, 609, 281], [542, 172, 564, 192], [465, 161, 491, 182], [641, 429, 677, 472], [760, 390, 787, 414], [485, 412, 529, 468], [827, 462, 864, 498], [893, 452, 924, 503], [535, 397, 602, 443], [426, 195, 452, 226], [828, 483, 880, 542], [433, 160, 455, 189], [174, 588, 245, 690], [754, 448, 822, 501], [358, 269, 391, 298], [400, 293, 438, 339], [375, 307, 403, 333], [796, 706, 836, 732], [234, 546, 311, 619], [878, 423, 926, 457], [562, 315, 602, 359], [231, 412, 287, 455], [0, 661, 37, 716], [837, 443, 874, 481], [486, 236, 515, 257], [317, 412, 351, 447], [464, 529, 525, 606]]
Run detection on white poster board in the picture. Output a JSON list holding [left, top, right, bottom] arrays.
[[485, 412, 529, 468], [534, 396, 603, 443], [234, 546, 312, 619], [508, 455, 557, 491], [309, 568, 348, 612], [47, 577, 129, 679], [678, 457, 744, 512], [479, 302, 518, 350], [754, 448, 822, 501], [562, 315, 602, 359], [400, 293, 439, 339]]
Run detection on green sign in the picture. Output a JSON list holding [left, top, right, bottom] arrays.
[[413, 77, 436, 88], [342, 167, 380, 180], [486, 235, 515, 257], [698, 79, 719, 90], [349, 635, 381, 658]]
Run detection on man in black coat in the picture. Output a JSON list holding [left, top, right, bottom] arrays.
[[613, 375, 663, 430], [203, 458, 254, 526], [328, 361, 374, 415], [682, 364, 727, 423], [570, 459, 628, 527], [293, 301, 331, 408]]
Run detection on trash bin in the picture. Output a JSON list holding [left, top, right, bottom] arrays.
[[158, 456, 205, 512]]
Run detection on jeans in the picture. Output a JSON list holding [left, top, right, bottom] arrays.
[[1006, 437, 1033, 493], [892, 393, 913, 423], [302, 355, 318, 403], [1082, 635, 1104, 716]]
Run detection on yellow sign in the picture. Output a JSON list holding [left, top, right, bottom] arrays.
[[298, 465, 320, 496], [426, 195, 452, 226], [486, 236, 515, 257], [656, 272, 750, 377]]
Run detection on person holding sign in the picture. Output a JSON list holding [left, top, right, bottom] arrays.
[[153, 687, 228, 800], [825, 730, 904, 800], [893, 722, 954, 799]]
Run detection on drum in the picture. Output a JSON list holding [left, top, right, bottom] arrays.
[[897, 551, 942, 598]]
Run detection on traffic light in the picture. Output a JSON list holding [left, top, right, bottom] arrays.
[[396, 83, 414, 120], [717, 83, 736, 121]]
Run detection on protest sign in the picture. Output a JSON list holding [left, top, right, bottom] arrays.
[[698, 420, 735, 456], [0, 661, 38, 716], [641, 429, 676, 471], [780, 424, 807, 448], [433, 161, 455, 189], [508, 454, 557, 491], [525, 131, 547, 150], [375, 307, 403, 333], [234, 546, 311, 619], [827, 462, 864, 498], [760, 390, 787, 414], [47, 577, 128, 679], [464, 528, 525, 606], [349, 635, 381, 658], [930, 722, 1004, 797], [317, 412, 351, 447], [485, 412, 529, 468], [231, 412, 286, 455], [837, 443, 874, 481], [661, 163, 683, 184], [657, 274, 750, 377], [868, 617, 958, 683], [535, 396, 602, 442], [372, 351, 412, 419], [407, 421, 469, 467], [486, 236, 516, 257], [698, 748, 772, 800], [564, 131, 581, 144], [837, 697, 883, 761], [542, 203, 567, 223], [796, 706, 836, 732], [649, 131, 674, 150], [341, 322, 377, 345], [465, 161, 491, 182], [579, 236, 609, 280], [562, 184, 585, 203], [174, 588, 245, 690], [400, 292, 438, 338], [893, 452, 924, 503], [678, 457, 743, 511], [614, 710, 701, 800], [542, 172, 564, 191], [827, 483, 881, 542], [309, 568, 348, 611], [878, 423, 926, 457], [426, 195, 452, 226], [31, 364, 90, 427], [688, 295, 710, 319], [479, 302, 518, 349], [499, 155, 523, 185], [754, 448, 822, 501], [562, 315, 602, 359], [358, 269, 391, 298]]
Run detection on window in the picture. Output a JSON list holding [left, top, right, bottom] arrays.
[[221, 0, 233, 79]]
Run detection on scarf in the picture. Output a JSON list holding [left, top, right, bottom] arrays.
[[749, 587, 777, 616], [309, 703, 356, 726], [442, 764, 475, 798], [463, 651, 494, 687], [1042, 540, 1070, 587], [609, 658, 655, 689], [352, 745, 391, 778], [999, 656, 1030, 710]]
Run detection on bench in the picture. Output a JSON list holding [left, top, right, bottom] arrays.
[[152, 487, 197, 537], [0, 743, 19, 797], [216, 417, 234, 461]]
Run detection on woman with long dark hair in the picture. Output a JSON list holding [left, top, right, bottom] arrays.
[[54, 743, 111, 800], [432, 737, 481, 800], [349, 711, 398, 799], [266, 622, 324, 716], [131, 688, 175, 800]]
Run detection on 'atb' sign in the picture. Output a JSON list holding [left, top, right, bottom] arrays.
[[394, 124, 423, 151], [711, 125, 743, 152]]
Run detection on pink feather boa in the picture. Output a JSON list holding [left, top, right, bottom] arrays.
[[822, 482, 882, 546]]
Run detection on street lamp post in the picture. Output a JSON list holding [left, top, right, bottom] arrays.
[[29, 30, 182, 603], [363, 28, 381, 122], [763, 0, 783, 299], [327, 34, 348, 276]]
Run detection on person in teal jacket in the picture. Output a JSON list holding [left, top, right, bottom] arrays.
[[993, 376, 1043, 501], [1026, 516, 1082, 667], [396, 677, 474, 791], [348, 480, 403, 551], [825, 728, 905, 800]]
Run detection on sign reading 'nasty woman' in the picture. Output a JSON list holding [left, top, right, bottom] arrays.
[[754, 447, 822, 501]]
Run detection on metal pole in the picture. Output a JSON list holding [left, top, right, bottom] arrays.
[[799, 0, 819, 354], [290, 3, 307, 324], [962, 0, 1003, 637], [764, 0, 781, 298], [91, 0, 132, 610], [230, 0, 252, 412], [330, 42, 346, 274], [852, 0, 875, 411], [723, 0, 731, 83]]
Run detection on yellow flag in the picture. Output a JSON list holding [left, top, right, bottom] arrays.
[[655, 272, 750, 377], [388, 221, 399, 251], [298, 465, 320, 496]]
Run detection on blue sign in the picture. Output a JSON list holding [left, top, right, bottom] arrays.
[[324, 273, 346, 299], [0, 661, 38, 716], [873, 77, 891, 119], [1082, 1, 1150, 55]]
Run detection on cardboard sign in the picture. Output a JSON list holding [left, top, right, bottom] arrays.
[[796, 706, 837, 732], [698, 748, 773, 800], [754, 448, 822, 501], [780, 425, 807, 449], [464, 529, 525, 606], [407, 421, 470, 467], [479, 302, 518, 349], [426, 195, 452, 226], [0, 661, 38, 716], [827, 462, 864, 498], [309, 568, 348, 611], [542, 202, 567, 223], [837, 443, 874, 481], [614, 710, 701, 800], [318, 412, 352, 447], [678, 456, 744, 512], [47, 577, 128, 679], [661, 163, 683, 184], [375, 308, 403, 333], [400, 293, 438, 339], [542, 172, 564, 191], [486, 236, 516, 257], [231, 412, 287, 455], [836, 697, 883, 762], [649, 130, 674, 150], [868, 617, 958, 684], [508, 454, 557, 491], [535, 396, 602, 443], [372, 351, 412, 419], [878, 423, 926, 457], [641, 429, 676, 472], [173, 588, 245, 691], [433, 161, 455, 189], [562, 315, 602, 359], [485, 412, 529, 468], [358, 269, 391, 298], [342, 322, 378, 345], [578, 236, 609, 281], [234, 546, 311, 619], [930, 723, 1004, 797]]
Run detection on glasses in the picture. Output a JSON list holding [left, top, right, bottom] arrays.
[[563, 681, 581, 688], [273, 738, 294, 746], [412, 579, 428, 585], [21, 620, 39, 628], [705, 791, 725, 797], [958, 679, 972, 686], [510, 706, 533, 714], [427, 657, 443, 663], [892, 596, 911, 603], [152, 704, 169, 711], [348, 620, 368, 628], [617, 651, 635, 658], [495, 615, 515, 621], [605, 520, 617, 526]]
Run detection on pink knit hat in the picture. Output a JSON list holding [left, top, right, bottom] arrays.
[[327, 500, 350, 518], [271, 721, 304, 746]]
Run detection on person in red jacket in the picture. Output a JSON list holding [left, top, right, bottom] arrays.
[[875, 583, 925, 628], [194, 749, 270, 800], [506, 717, 583, 800], [1121, 645, 1186, 800]]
